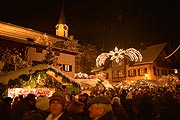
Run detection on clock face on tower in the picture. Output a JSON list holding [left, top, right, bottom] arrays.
[[63, 26, 67, 30]]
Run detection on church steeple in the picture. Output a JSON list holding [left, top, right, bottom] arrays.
[[56, 2, 68, 37], [58, 5, 66, 24]]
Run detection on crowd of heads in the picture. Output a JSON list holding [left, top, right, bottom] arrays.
[[1, 85, 180, 120]]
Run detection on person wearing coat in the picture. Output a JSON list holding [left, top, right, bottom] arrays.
[[23, 96, 50, 120], [10, 93, 36, 120], [158, 90, 180, 120], [111, 97, 129, 120], [87, 96, 117, 120], [45, 91, 72, 120]]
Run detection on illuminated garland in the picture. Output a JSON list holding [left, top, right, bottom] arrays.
[[96, 47, 143, 67], [7, 68, 80, 91]]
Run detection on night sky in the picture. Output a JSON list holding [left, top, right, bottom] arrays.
[[1, 0, 180, 51]]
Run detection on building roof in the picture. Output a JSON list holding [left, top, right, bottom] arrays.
[[134, 42, 167, 65], [0, 21, 78, 55]]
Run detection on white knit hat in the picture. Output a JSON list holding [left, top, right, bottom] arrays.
[[35, 96, 49, 111], [111, 97, 121, 105]]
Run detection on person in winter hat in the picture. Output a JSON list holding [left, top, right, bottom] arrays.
[[88, 96, 117, 120], [45, 91, 72, 120], [23, 96, 50, 120], [36, 96, 49, 111], [111, 96, 129, 120], [10, 93, 36, 120]]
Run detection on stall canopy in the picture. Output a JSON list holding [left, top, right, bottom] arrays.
[[75, 78, 114, 89], [0, 64, 78, 87], [141, 80, 164, 87], [75, 79, 99, 87]]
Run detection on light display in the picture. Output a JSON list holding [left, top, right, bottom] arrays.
[[8, 88, 55, 98], [164, 45, 180, 59], [74, 72, 88, 79], [96, 47, 143, 67], [0, 64, 81, 97]]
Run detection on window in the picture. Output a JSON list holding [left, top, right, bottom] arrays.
[[168, 70, 174, 74], [62, 64, 72, 72], [119, 70, 125, 77], [138, 68, 147, 76], [112, 71, 118, 78], [54, 51, 60, 56], [162, 69, 167, 75], [153, 66, 159, 76], [128, 69, 136, 77], [105, 73, 109, 79], [112, 70, 125, 78], [153, 66, 156, 75], [157, 69, 159, 76], [36, 47, 43, 53]]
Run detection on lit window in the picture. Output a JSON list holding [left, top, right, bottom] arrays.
[[62, 64, 72, 72], [138, 68, 147, 76], [112, 70, 125, 78], [128, 69, 136, 77]]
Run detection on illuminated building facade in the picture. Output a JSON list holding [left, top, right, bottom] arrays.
[[93, 43, 180, 85], [0, 21, 78, 78]]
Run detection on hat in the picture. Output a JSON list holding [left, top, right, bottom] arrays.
[[88, 96, 111, 106], [111, 97, 121, 105], [112, 97, 120, 104], [26, 93, 36, 101], [49, 91, 66, 105], [36, 96, 49, 111]]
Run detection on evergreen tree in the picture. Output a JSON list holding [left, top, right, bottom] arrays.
[[76, 44, 100, 74], [0, 48, 27, 72], [42, 45, 56, 65], [38, 34, 57, 65], [64, 35, 79, 52]]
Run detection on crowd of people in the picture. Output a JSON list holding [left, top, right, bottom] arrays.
[[1, 86, 180, 120]]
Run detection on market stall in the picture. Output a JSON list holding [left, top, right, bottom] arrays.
[[0, 64, 80, 98]]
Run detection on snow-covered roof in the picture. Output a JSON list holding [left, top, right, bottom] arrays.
[[0, 64, 75, 85], [74, 78, 114, 89], [135, 43, 167, 65], [143, 80, 164, 87], [101, 79, 114, 89], [74, 79, 99, 87]]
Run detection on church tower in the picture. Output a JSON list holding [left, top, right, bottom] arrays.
[[55, 4, 68, 37]]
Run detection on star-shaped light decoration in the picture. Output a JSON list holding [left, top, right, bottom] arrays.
[[96, 47, 143, 67], [109, 47, 125, 63]]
